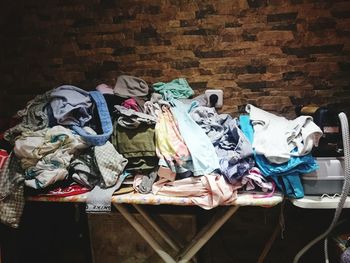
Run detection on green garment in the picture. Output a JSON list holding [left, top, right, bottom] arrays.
[[112, 121, 158, 172], [152, 78, 194, 99]]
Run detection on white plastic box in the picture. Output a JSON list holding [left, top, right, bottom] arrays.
[[301, 157, 345, 195]]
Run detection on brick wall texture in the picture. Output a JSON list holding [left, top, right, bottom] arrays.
[[0, 0, 350, 118]]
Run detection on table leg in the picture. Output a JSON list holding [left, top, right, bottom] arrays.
[[177, 206, 240, 263], [114, 204, 177, 263], [115, 204, 239, 263]]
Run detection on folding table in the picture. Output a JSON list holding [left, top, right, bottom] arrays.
[[28, 192, 283, 263]]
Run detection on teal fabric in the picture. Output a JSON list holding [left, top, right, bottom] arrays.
[[152, 78, 194, 99], [239, 115, 254, 144], [256, 154, 318, 198], [239, 114, 318, 198], [167, 96, 220, 176]]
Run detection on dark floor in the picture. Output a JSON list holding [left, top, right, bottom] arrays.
[[0, 203, 92, 263], [1, 201, 349, 263]]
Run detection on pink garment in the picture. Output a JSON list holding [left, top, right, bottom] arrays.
[[0, 149, 9, 169], [96, 84, 113, 95], [155, 106, 192, 172], [133, 174, 143, 192], [252, 183, 276, 199], [241, 167, 276, 198], [157, 166, 176, 181], [152, 174, 238, 209], [122, 98, 140, 112]]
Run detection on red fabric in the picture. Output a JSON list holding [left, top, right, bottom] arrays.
[[121, 98, 141, 112], [0, 149, 9, 169], [38, 184, 90, 197]]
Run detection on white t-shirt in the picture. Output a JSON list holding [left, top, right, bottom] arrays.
[[246, 104, 323, 164]]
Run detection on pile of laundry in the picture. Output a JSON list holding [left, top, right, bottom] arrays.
[[0, 75, 323, 228]]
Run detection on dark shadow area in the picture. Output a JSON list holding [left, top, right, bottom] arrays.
[[0, 202, 92, 263]]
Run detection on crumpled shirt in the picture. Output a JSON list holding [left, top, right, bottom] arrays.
[[4, 89, 52, 144], [14, 125, 88, 189]]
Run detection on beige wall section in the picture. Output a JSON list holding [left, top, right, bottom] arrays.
[[0, 0, 350, 118]]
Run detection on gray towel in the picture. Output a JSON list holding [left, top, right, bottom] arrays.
[[85, 184, 119, 212], [85, 172, 132, 213], [114, 75, 149, 97], [138, 171, 158, 194]]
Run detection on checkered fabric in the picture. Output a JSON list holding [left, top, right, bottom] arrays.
[[0, 152, 25, 228], [94, 141, 128, 188]]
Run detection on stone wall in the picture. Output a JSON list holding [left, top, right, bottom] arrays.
[[1, 0, 350, 118], [1, 2, 350, 262]]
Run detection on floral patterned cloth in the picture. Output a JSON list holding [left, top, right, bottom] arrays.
[[155, 105, 192, 173]]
